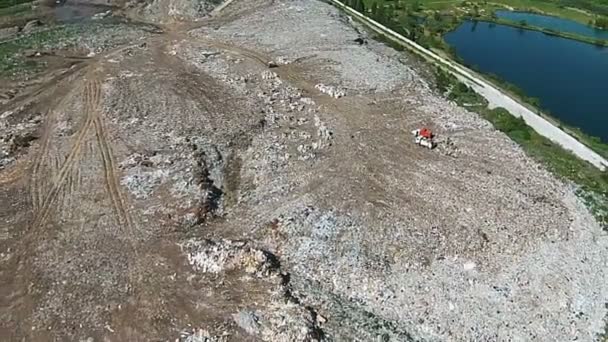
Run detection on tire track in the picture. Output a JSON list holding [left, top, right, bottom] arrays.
[[30, 110, 56, 211], [30, 78, 100, 230], [93, 116, 135, 234]]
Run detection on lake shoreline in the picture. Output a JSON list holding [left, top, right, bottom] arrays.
[[445, 19, 608, 145], [475, 17, 608, 47]]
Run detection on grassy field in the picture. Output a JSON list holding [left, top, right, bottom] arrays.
[[0, 0, 35, 26], [0, 24, 90, 76], [423, 0, 596, 21], [0, 0, 32, 9]]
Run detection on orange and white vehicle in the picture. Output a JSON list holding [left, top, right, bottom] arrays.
[[411, 127, 436, 149]]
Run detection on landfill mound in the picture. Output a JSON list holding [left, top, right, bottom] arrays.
[[0, 0, 606, 341]]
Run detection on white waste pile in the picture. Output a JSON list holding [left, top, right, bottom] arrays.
[[315, 83, 346, 99], [0, 110, 41, 170], [181, 238, 325, 342]]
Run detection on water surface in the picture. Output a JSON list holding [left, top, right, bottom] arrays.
[[445, 20, 608, 142]]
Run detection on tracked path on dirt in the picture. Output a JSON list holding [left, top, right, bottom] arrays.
[[94, 115, 136, 235], [30, 109, 56, 212], [30, 76, 100, 231]]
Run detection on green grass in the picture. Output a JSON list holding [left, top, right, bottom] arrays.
[[0, 0, 32, 9], [385, 0, 600, 23], [0, 24, 87, 76], [0, 1, 30, 16]]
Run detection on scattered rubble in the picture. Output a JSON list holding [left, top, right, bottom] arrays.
[[181, 239, 278, 275], [0, 109, 41, 169], [182, 238, 325, 342], [92, 10, 112, 20], [177, 329, 227, 342], [315, 83, 346, 99], [22, 20, 41, 34], [0, 26, 18, 39]]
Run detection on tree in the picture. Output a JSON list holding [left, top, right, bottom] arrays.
[[595, 17, 608, 29], [359, 0, 366, 13], [349, 0, 364, 12], [519, 19, 528, 26], [433, 11, 442, 22], [376, 4, 389, 23], [371, 2, 378, 17]]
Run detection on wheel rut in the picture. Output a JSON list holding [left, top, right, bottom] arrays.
[[30, 109, 56, 212], [93, 115, 135, 236], [30, 76, 100, 231]]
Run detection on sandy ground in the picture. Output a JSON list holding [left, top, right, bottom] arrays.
[[0, 0, 607, 341]]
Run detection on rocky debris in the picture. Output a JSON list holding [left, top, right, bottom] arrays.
[[92, 10, 112, 20], [198, 0, 415, 92], [232, 310, 260, 335], [136, 0, 218, 23], [119, 152, 175, 199], [0, 26, 19, 40], [275, 56, 291, 65], [182, 238, 325, 342], [181, 239, 278, 275], [0, 110, 41, 169], [255, 300, 324, 342], [177, 329, 227, 342], [261, 70, 280, 82], [120, 167, 169, 199], [436, 135, 459, 157], [21, 20, 41, 34], [313, 114, 333, 150], [315, 83, 346, 99], [2, 0, 604, 339], [0, 89, 17, 104]]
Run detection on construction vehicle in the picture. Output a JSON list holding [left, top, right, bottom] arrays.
[[411, 127, 436, 149]]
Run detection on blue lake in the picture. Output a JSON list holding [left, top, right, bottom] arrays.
[[496, 10, 608, 40], [444, 20, 608, 142]]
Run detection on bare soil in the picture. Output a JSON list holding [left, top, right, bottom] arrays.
[[0, 0, 607, 341]]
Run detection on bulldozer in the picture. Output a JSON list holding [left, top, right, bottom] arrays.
[[411, 127, 436, 149]]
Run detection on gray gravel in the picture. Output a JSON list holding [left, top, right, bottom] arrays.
[[194, 0, 417, 92]]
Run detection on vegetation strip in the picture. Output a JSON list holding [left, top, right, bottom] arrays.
[[482, 17, 608, 46]]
